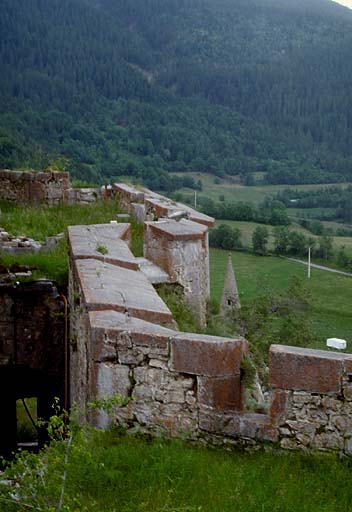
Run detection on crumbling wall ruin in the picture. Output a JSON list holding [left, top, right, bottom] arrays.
[[0, 169, 104, 205], [0, 169, 70, 205]]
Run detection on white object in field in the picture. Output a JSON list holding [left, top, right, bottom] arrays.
[[110, 220, 118, 224], [326, 338, 347, 350]]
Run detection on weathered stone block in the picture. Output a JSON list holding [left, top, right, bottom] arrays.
[[170, 332, 246, 377], [198, 375, 241, 411], [74, 259, 174, 327], [68, 223, 135, 270], [269, 345, 352, 394], [270, 389, 291, 426]]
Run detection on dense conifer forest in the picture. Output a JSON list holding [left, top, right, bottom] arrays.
[[1, 0, 352, 188]]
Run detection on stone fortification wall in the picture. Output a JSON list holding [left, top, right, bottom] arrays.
[[113, 183, 215, 228], [269, 345, 352, 452], [113, 183, 214, 326], [68, 223, 247, 433], [0, 169, 104, 205], [68, 222, 352, 455]]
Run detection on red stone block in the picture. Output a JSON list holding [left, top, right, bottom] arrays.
[[269, 345, 352, 394], [170, 333, 247, 377], [198, 375, 241, 411]]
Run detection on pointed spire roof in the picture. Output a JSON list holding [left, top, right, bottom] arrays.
[[220, 254, 241, 316]]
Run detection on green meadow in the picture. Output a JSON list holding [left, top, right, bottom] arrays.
[[171, 172, 350, 206], [210, 248, 352, 348]]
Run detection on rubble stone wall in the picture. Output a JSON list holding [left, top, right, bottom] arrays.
[[68, 222, 352, 455], [0, 169, 70, 204], [269, 345, 352, 453], [0, 169, 104, 205]]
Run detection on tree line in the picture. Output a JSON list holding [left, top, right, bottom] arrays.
[[210, 224, 352, 271]]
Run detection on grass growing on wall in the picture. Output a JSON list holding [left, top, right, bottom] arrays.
[[0, 199, 144, 284], [1, 428, 352, 512], [157, 284, 200, 333]]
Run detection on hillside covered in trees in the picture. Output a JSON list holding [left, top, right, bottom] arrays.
[[1, 0, 352, 189]]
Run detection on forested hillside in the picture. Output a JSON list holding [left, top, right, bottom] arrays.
[[1, 0, 352, 188]]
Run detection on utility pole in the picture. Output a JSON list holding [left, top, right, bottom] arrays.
[[308, 246, 311, 278], [194, 190, 197, 209]]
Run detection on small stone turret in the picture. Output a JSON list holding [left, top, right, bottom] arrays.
[[220, 254, 241, 315]]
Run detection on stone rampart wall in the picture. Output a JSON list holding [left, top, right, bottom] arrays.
[[68, 222, 352, 455]]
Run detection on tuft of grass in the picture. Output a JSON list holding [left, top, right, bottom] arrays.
[[96, 244, 109, 255]]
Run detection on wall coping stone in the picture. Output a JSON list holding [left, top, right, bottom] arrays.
[[68, 224, 136, 270], [145, 219, 208, 241], [269, 344, 352, 394], [74, 258, 174, 326]]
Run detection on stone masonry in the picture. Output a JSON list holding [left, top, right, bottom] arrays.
[[0, 169, 70, 204], [3, 170, 351, 455], [113, 183, 214, 327], [69, 221, 352, 454], [144, 219, 210, 328], [68, 220, 352, 455], [0, 169, 104, 205], [68, 223, 247, 432]]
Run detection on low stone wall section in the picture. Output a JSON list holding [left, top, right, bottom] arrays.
[[0, 168, 105, 205], [0, 169, 70, 204], [68, 223, 248, 432], [269, 345, 352, 453]]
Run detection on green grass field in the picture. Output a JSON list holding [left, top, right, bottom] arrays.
[[210, 248, 352, 348], [171, 172, 350, 205], [2, 429, 352, 512]]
